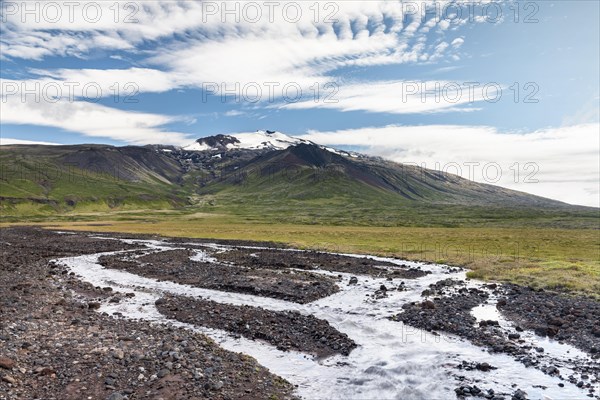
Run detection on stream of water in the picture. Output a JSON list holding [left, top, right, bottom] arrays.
[[55, 238, 598, 400]]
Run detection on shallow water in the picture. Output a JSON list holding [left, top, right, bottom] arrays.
[[56, 238, 599, 400], [471, 296, 594, 382]]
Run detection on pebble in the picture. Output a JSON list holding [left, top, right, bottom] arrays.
[[512, 388, 528, 400], [476, 362, 494, 372], [112, 349, 124, 360], [157, 369, 169, 378], [0, 357, 16, 370], [421, 300, 435, 310]]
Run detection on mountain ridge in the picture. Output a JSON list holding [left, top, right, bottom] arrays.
[[1, 132, 598, 226]]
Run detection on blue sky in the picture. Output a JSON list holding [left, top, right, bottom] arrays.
[[0, 1, 599, 206]]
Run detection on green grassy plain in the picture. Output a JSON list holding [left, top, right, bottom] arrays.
[[2, 209, 598, 297]]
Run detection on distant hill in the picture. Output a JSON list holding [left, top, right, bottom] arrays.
[[1, 131, 597, 227]]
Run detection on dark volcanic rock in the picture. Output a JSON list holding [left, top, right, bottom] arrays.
[[393, 287, 490, 342], [497, 284, 600, 357], [99, 249, 339, 304], [156, 295, 356, 358], [194, 134, 240, 150], [214, 248, 430, 279]]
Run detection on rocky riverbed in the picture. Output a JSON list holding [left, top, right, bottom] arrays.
[[0, 227, 296, 400], [98, 249, 340, 304], [393, 279, 599, 397], [212, 248, 431, 279], [1, 227, 599, 400], [498, 284, 600, 355], [155, 294, 356, 357]]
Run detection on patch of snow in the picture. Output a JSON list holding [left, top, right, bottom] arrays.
[[231, 130, 311, 150], [183, 141, 215, 151], [183, 130, 353, 155]]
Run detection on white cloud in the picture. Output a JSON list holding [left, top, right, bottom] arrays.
[[2, 1, 464, 105], [299, 124, 600, 207], [0, 95, 192, 146], [1, 1, 432, 59], [223, 110, 247, 117], [11, 7, 467, 113], [0, 2, 205, 59], [283, 80, 495, 114], [0, 138, 61, 146], [0, 77, 193, 145], [451, 37, 465, 48], [21, 68, 185, 98]]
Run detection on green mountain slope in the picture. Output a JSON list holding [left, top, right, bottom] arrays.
[[1, 142, 598, 228], [189, 144, 597, 227], [0, 144, 186, 214]]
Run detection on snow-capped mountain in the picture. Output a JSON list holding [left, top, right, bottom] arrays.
[[183, 130, 359, 158], [183, 130, 313, 152], [2, 133, 575, 211]]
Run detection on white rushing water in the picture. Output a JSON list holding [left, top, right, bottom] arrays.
[[55, 239, 599, 400]]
